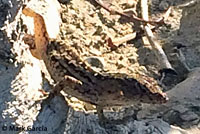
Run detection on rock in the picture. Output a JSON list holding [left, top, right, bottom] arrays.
[[0, 64, 7, 74], [168, 126, 189, 134], [22, 0, 61, 39], [66, 24, 77, 34], [1, 0, 200, 133], [162, 109, 182, 125], [180, 111, 199, 122], [125, 0, 137, 8], [167, 67, 200, 103], [159, 1, 169, 11], [85, 56, 105, 70]]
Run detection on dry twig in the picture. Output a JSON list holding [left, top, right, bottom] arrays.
[[94, 0, 164, 25], [112, 32, 136, 45], [140, 0, 175, 74], [107, 32, 136, 50], [162, 7, 172, 21]]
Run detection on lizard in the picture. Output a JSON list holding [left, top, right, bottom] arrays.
[[22, 7, 168, 121]]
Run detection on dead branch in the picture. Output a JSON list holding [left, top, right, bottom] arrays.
[[112, 32, 136, 45], [94, 0, 164, 25], [107, 33, 136, 50], [140, 0, 175, 72], [162, 7, 172, 21]]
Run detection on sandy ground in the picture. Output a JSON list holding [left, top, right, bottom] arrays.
[[0, 0, 200, 134]]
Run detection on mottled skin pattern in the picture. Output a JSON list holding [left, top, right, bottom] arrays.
[[22, 7, 168, 121], [45, 41, 168, 106]]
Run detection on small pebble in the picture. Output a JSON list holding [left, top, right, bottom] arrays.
[[159, 1, 169, 11], [66, 24, 76, 34], [125, 0, 137, 8], [85, 56, 104, 69]]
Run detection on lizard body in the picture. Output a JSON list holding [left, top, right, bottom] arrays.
[[22, 7, 168, 120]]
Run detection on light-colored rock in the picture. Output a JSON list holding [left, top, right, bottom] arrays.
[[167, 67, 200, 103], [24, 0, 61, 39]]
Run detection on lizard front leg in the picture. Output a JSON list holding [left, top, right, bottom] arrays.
[[96, 105, 112, 125], [40, 75, 82, 110], [51, 75, 82, 95], [52, 76, 109, 124], [96, 105, 105, 121]]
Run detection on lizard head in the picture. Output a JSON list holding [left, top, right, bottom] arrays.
[[138, 75, 169, 104], [141, 90, 169, 104]]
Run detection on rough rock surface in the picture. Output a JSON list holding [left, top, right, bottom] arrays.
[[0, 0, 200, 134]]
